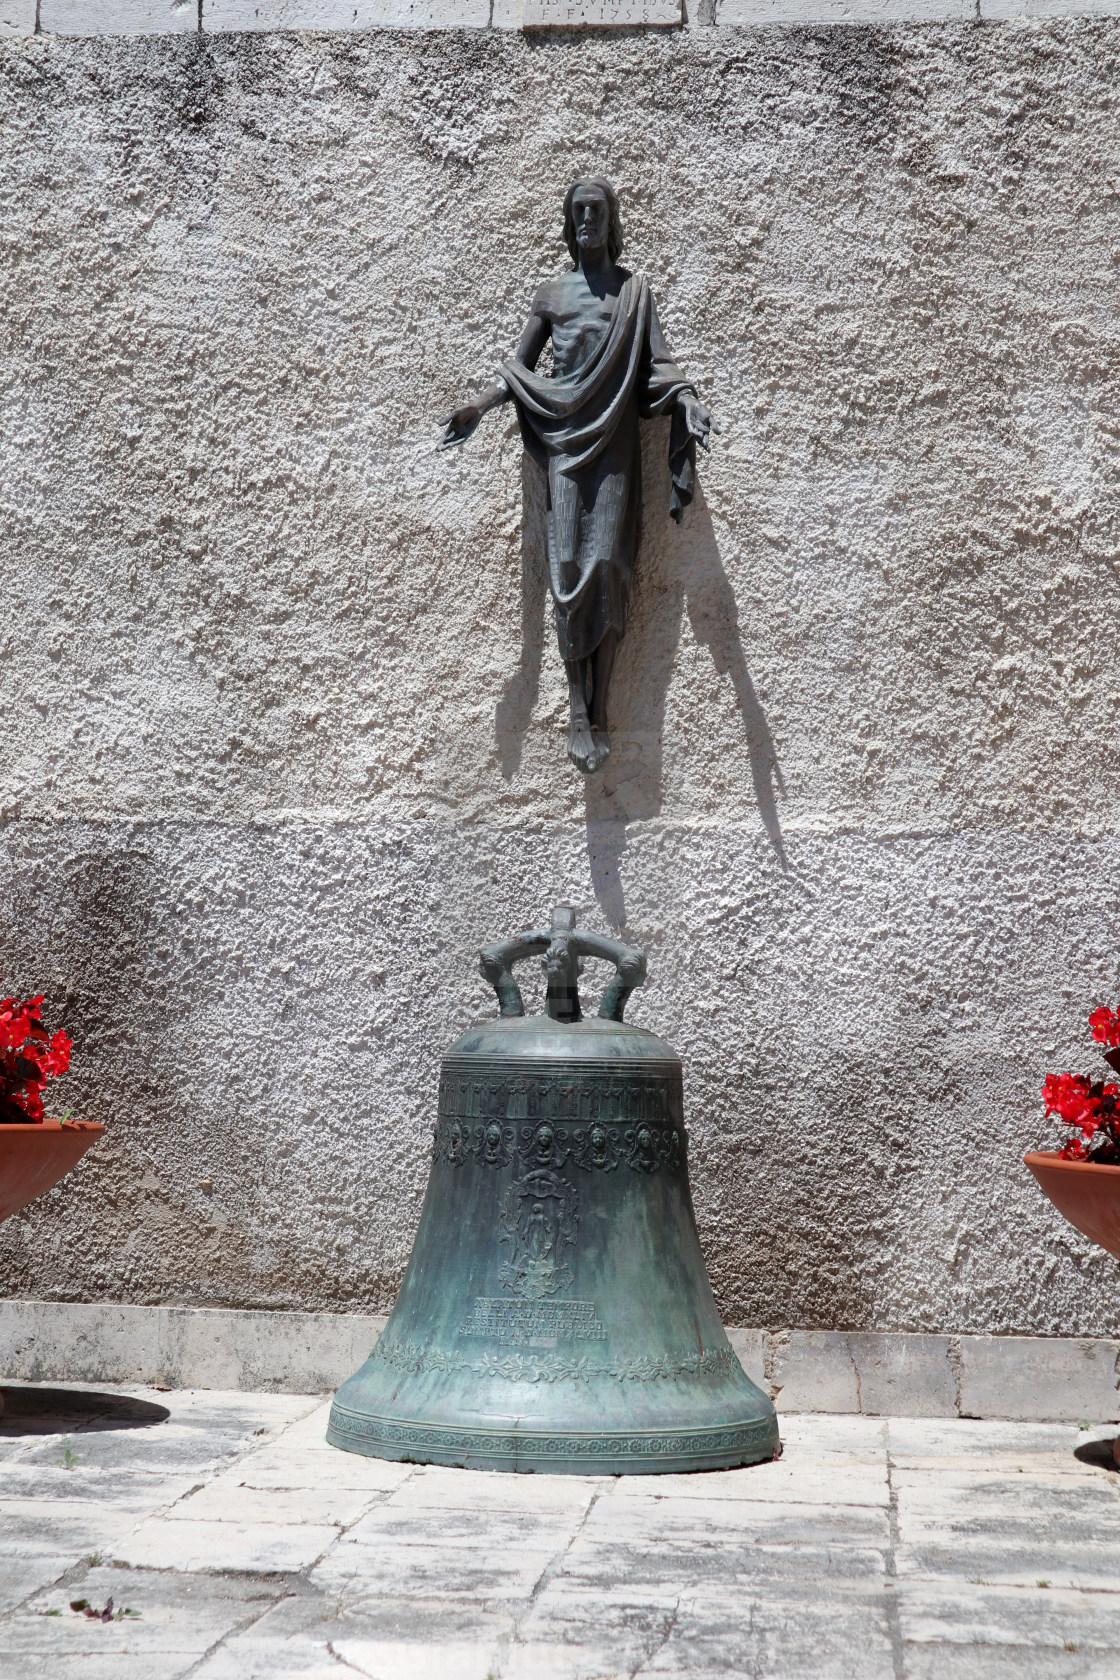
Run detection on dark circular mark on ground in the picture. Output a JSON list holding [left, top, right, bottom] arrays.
[[0, 1385, 170, 1436]]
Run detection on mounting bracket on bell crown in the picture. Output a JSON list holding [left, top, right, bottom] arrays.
[[479, 904, 647, 1025]]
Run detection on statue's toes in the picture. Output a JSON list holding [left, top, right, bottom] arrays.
[[587, 730, 611, 773]]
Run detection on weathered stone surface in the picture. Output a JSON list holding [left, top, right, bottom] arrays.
[[0, 1300, 163, 1387], [886, 1415, 1115, 1474], [524, 0, 681, 23], [726, 1325, 767, 1389], [3, 23, 1120, 1348], [4, 1391, 1120, 1672], [770, 1330, 862, 1413], [6, 1299, 1119, 1422], [40, 0, 198, 34], [982, 0, 1120, 13], [959, 1335, 1120, 1423], [205, 0, 490, 27], [0, 0, 35, 34], [719, 0, 969, 16], [848, 1331, 958, 1416], [5, 1566, 289, 1679], [112, 1514, 341, 1571], [0, 1298, 385, 1391]]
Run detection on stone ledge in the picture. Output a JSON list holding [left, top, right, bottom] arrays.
[[10, 0, 1120, 35], [2, 1301, 1117, 1419], [0, 1298, 388, 1393]]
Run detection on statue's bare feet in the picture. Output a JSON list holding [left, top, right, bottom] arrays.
[[587, 728, 611, 774], [568, 712, 595, 773]]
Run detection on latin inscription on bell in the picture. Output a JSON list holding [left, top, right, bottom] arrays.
[[458, 1297, 608, 1346]]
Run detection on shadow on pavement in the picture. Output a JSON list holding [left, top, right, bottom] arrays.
[[0, 1385, 169, 1436], [1073, 1435, 1120, 1470]]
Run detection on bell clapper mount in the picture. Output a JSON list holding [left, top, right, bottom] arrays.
[[479, 903, 646, 1026]]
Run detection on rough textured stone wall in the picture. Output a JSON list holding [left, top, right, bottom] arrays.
[[2, 20, 1119, 1334]]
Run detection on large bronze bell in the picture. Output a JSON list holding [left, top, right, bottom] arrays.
[[328, 906, 779, 1474]]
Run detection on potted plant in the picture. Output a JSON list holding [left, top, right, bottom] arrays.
[[1026, 1008, 1120, 1466], [1025, 1005, 1120, 1261], [0, 993, 102, 1224]]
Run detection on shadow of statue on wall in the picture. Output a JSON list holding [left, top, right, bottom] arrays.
[[494, 455, 550, 777], [494, 423, 785, 931]]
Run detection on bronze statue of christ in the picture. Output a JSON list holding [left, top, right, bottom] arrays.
[[439, 179, 714, 775]]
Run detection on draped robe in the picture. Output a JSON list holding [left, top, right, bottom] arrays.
[[501, 274, 695, 665]]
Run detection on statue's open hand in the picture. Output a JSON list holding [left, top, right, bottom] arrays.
[[679, 394, 718, 451], [438, 402, 484, 450]]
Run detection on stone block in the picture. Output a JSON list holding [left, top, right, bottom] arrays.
[[523, 0, 680, 21], [717, 0, 971, 17], [312, 1533, 561, 1600], [725, 1326, 766, 1390], [982, 0, 1120, 13], [170, 1478, 373, 1526], [958, 1336, 1120, 1423], [847, 1333, 957, 1418], [0, 1, 36, 34], [17, 1568, 287, 1672], [0, 1298, 160, 1386], [156, 1304, 385, 1392], [203, 0, 489, 28], [887, 1415, 1101, 1473], [239, 1440, 416, 1490], [769, 1331, 861, 1414], [899, 1577, 1120, 1656], [0, 1557, 84, 1618], [624, 1459, 890, 1505], [112, 1515, 340, 1573], [387, 1465, 601, 1511], [0, 1298, 383, 1392], [40, 0, 197, 33]]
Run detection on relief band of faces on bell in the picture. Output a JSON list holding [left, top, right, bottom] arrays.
[[522, 0, 682, 28], [458, 1298, 608, 1347]]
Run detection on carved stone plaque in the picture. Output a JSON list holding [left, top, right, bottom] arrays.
[[458, 1297, 608, 1346], [522, 0, 682, 26]]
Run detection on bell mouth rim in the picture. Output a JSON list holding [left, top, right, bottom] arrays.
[[326, 1403, 779, 1474]]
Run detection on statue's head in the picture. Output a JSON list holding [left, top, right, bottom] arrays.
[[563, 178, 623, 266]]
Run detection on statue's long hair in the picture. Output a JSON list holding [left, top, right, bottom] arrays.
[[562, 179, 624, 266]]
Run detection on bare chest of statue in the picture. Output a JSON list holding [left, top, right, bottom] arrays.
[[546, 274, 625, 380]]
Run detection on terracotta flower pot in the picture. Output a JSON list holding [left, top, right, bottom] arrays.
[[1024, 1150, 1120, 1262], [0, 1120, 105, 1223]]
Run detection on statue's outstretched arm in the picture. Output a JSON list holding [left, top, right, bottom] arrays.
[[647, 293, 719, 454], [438, 300, 550, 450]]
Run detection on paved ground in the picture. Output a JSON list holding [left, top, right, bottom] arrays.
[[1, 1384, 1120, 1678]]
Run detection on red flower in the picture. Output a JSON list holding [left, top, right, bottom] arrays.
[[0, 994, 72, 1126], [1041, 1072, 1099, 1130], [1040, 1006, 1120, 1165], [1089, 1005, 1120, 1048]]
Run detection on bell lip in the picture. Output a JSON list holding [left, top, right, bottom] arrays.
[[325, 1403, 780, 1475]]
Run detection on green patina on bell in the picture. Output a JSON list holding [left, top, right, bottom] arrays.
[[328, 905, 779, 1474]]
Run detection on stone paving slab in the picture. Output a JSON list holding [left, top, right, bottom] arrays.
[[1, 1383, 1119, 1677], [195, 1594, 514, 1680], [1, 1565, 286, 1679]]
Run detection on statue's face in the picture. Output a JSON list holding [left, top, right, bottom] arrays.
[[571, 186, 610, 255]]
